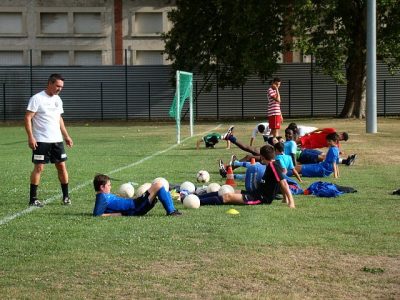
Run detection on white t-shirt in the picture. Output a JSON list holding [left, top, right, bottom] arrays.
[[26, 90, 64, 143], [298, 125, 318, 137], [251, 122, 271, 138]]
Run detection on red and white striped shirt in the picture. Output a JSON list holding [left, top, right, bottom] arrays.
[[267, 87, 281, 116]]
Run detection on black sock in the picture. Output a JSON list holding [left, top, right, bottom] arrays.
[[61, 183, 69, 198], [30, 184, 38, 201]]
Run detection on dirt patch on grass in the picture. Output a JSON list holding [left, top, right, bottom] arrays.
[[137, 247, 400, 299]]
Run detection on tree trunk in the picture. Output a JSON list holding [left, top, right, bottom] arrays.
[[340, 3, 367, 119], [340, 57, 366, 118]]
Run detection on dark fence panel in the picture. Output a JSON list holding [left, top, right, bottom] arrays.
[[0, 63, 399, 121]]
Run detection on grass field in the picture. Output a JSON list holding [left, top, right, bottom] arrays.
[[0, 117, 399, 299]]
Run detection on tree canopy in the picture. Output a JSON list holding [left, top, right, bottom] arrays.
[[163, 0, 291, 88], [163, 0, 400, 118]]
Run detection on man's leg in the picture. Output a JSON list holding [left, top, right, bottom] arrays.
[[29, 163, 44, 206], [55, 162, 71, 205]]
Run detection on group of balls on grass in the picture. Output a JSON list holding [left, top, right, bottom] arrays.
[[117, 170, 234, 210]]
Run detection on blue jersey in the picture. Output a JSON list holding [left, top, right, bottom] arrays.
[[284, 140, 297, 156], [244, 163, 266, 192], [93, 193, 135, 216], [320, 145, 339, 173], [275, 154, 294, 171], [301, 146, 339, 177]]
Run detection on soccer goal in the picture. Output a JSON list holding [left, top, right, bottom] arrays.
[[169, 70, 194, 144]]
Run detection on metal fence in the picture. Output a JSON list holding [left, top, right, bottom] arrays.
[[1, 64, 399, 121]]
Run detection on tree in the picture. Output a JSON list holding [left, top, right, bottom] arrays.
[[163, 0, 290, 88], [291, 0, 400, 118]]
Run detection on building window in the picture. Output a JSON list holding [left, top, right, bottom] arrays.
[[74, 51, 102, 65], [38, 9, 105, 36], [0, 12, 23, 34], [40, 13, 68, 34], [134, 12, 163, 35], [0, 51, 24, 65], [74, 13, 102, 34], [41, 51, 69, 65], [136, 51, 163, 65]]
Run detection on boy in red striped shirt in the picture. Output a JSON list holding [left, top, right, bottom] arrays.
[[267, 77, 283, 137]]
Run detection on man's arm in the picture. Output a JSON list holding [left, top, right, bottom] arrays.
[[60, 116, 73, 147], [24, 111, 37, 150]]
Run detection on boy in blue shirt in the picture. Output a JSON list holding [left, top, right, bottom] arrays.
[[294, 133, 340, 178], [93, 174, 181, 217]]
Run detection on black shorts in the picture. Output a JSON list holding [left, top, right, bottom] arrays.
[[32, 142, 67, 164], [132, 192, 157, 216]]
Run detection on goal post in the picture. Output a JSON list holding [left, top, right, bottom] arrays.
[[169, 70, 194, 144]]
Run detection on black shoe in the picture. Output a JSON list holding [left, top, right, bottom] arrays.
[[167, 210, 182, 216], [392, 189, 400, 195], [29, 199, 44, 207], [219, 159, 227, 178], [222, 125, 234, 140], [350, 154, 357, 165], [275, 194, 283, 200], [346, 154, 357, 166], [229, 154, 237, 167], [62, 196, 71, 205]]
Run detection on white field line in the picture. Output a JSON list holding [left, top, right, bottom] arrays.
[[0, 125, 222, 226]]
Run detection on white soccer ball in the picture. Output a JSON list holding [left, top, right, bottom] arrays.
[[180, 181, 196, 194], [218, 184, 235, 196], [135, 182, 151, 198], [183, 194, 201, 209], [206, 182, 221, 193], [152, 177, 169, 191], [196, 170, 210, 183], [118, 182, 135, 198]]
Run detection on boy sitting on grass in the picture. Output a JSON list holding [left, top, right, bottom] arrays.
[[294, 132, 340, 178]]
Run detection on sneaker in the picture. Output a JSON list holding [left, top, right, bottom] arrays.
[[349, 154, 357, 165], [229, 154, 237, 167], [29, 199, 44, 207], [62, 196, 71, 205], [219, 159, 227, 178], [222, 125, 234, 140], [167, 210, 182, 216], [344, 155, 352, 166]]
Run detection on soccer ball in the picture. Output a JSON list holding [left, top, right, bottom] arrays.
[[183, 194, 200, 209], [152, 177, 169, 191], [135, 182, 151, 198], [206, 182, 221, 193], [180, 181, 196, 194], [218, 184, 235, 196], [196, 170, 210, 183], [118, 182, 135, 198]]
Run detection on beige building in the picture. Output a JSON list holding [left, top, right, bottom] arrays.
[[0, 0, 175, 65], [0, 0, 305, 66]]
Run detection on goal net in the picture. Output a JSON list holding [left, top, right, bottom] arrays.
[[169, 70, 194, 144]]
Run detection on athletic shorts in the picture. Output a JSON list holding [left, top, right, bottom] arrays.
[[300, 164, 331, 177], [298, 149, 322, 164], [32, 142, 67, 164], [268, 115, 283, 129], [131, 192, 156, 216], [240, 191, 264, 205]]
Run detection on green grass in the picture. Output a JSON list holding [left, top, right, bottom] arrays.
[[0, 118, 399, 299]]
